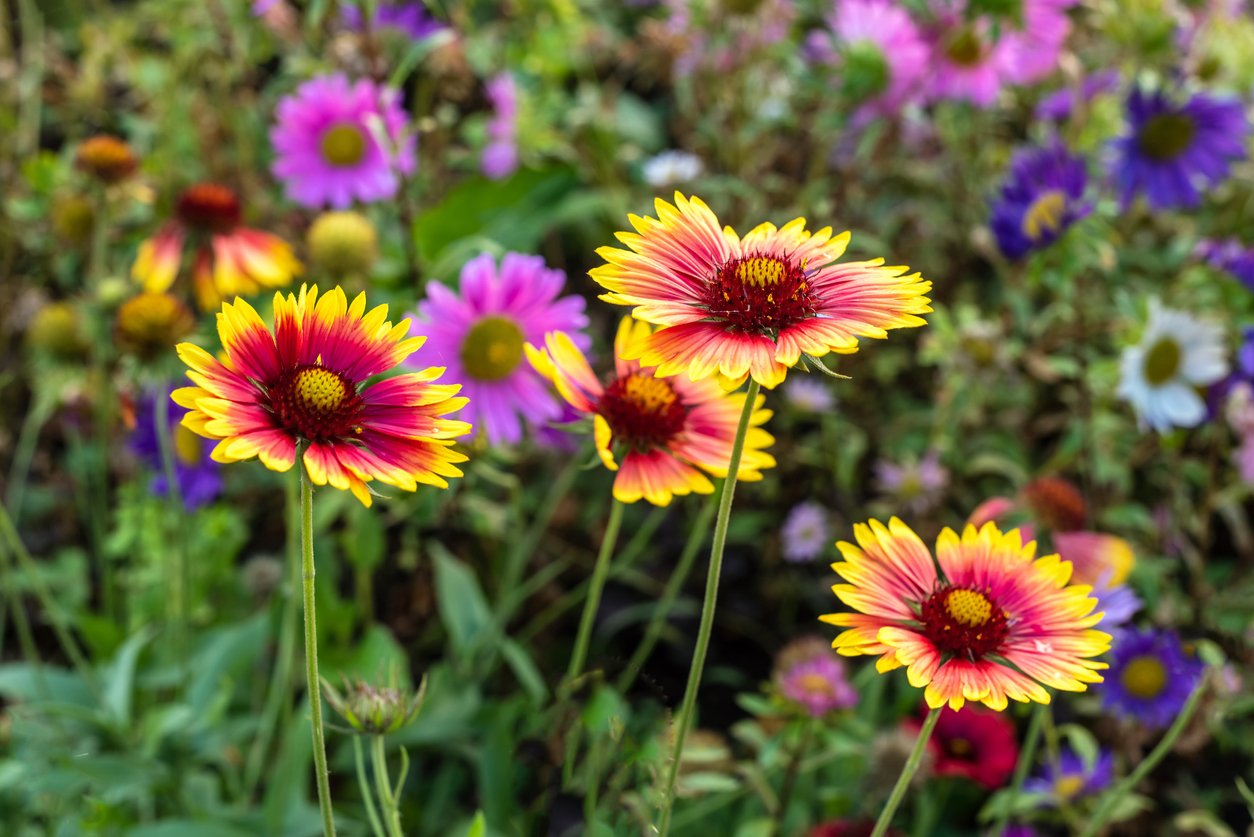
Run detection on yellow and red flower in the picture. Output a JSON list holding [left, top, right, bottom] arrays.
[[173, 285, 471, 506], [821, 518, 1111, 711], [526, 317, 775, 505], [133, 183, 302, 312], [590, 193, 932, 389]]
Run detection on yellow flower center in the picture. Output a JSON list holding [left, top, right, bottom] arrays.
[[736, 257, 786, 287], [1143, 337, 1181, 386], [796, 672, 835, 697], [945, 588, 993, 627], [174, 424, 203, 465], [1054, 774, 1085, 800], [1137, 113, 1197, 162], [320, 123, 368, 167], [1021, 190, 1068, 242], [1120, 655, 1167, 699], [295, 367, 349, 414], [460, 315, 525, 381], [622, 374, 678, 414]]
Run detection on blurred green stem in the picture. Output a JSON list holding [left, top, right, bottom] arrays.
[[298, 460, 337, 837], [0, 501, 98, 696], [772, 716, 813, 836], [1039, 705, 1080, 830], [242, 477, 302, 798], [991, 702, 1046, 836], [354, 737, 386, 837], [657, 378, 761, 836], [564, 499, 625, 687], [616, 495, 715, 694], [16, 0, 43, 160], [370, 735, 408, 837], [871, 707, 940, 837], [4, 394, 51, 523], [152, 386, 188, 676], [1079, 674, 1207, 837]]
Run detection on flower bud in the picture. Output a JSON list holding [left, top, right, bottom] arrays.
[[26, 301, 88, 361], [307, 210, 378, 277], [75, 135, 138, 184], [321, 673, 427, 736], [51, 194, 96, 245], [115, 292, 196, 361]]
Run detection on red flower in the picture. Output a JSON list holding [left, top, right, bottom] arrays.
[[911, 705, 1018, 790]]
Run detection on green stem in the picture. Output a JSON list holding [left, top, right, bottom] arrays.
[[4, 395, 51, 523], [0, 538, 47, 696], [1079, 674, 1208, 837], [1040, 706, 1079, 830], [616, 495, 716, 694], [0, 501, 99, 696], [870, 707, 941, 837], [242, 477, 302, 798], [564, 498, 626, 688], [371, 735, 404, 837], [656, 378, 761, 835], [772, 717, 813, 835], [562, 498, 625, 786], [299, 462, 337, 837], [354, 737, 386, 837], [991, 703, 1046, 837], [152, 387, 188, 675]]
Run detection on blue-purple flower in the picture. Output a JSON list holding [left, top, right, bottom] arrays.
[[1197, 238, 1254, 290], [1113, 87, 1248, 210], [1100, 627, 1205, 729], [1023, 747, 1115, 805], [131, 387, 224, 510], [781, 501, 831, 562], [990, 143, 1091, 260], [482, 73, 519, 180], [1036, 70, 1120, 123], [340, 2, 446, 41]]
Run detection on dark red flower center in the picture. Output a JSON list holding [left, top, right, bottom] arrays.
[[920, 586, 1009, 659], [702, 253, 816, 337], [176, 183, 242, 233], [271, 364, 364, 441], [597, 373, 686, 451]]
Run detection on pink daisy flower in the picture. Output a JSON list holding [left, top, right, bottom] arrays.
[[925, 0, 1013, 107], [810, 0, 930, 114], [999, 0, 1075, 85], [408, 252, 589, 445], [271, 74, 417, 209]]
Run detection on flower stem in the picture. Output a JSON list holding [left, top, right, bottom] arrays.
[[565, 498, 625, 687], [617, 494, 716, 694], [1079, 673, 1208, 837], [299, 462, 337, 837], [772, 716, 813, 835], [371, 735, 405, 837], [870, 707, 941, 837], [991, 702, 1046, 836], [152, 386, 188, 676], [354, 737, 386, 837], [562, 496, 625, 786], [656, 378, 761, 836]]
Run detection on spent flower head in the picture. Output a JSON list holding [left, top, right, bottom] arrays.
[[322, 672, 428, 735]]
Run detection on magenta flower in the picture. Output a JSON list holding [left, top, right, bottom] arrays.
[[809, 0, 930, 114], [999, 0, 1075, 85], [271, 74, 417, 209], [408, 252, 589, 445], [482, 73, 519, 180], [778, 652, 857, 717], [925, 0, 1012, 106]]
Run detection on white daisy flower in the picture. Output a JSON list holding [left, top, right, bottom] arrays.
[[641, 150, 703, 188], [1117, 299, 1228, 432]]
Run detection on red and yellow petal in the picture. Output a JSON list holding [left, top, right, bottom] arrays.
[[612, 448, 714, 506], [132, 226, 185, 293]]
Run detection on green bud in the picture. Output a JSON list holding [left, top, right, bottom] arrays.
[[321, 673, 427, 736], [26, 302, 88, 361], [307, 210, 378, 278]]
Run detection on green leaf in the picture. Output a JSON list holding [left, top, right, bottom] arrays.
[[186, 613, 268, 714], [500, 638, 547, 703], [128, 822, 257, 837], [413, 167, 580, 266], [323, 624, 411, 686], [463, 811, 487, 837], [1057, 722, 1101, 772], [430, 543, 492, 656], [103, 627, 155, 727], [343, 503, 386, 571], [0, 663, 93, 705]]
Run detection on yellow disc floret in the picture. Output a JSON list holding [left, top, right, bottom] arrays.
[[295, 367, 349, 413], [945, 588, 993, 627]]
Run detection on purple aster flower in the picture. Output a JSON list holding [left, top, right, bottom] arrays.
[[875, 449, 948, 514], [1197, 237, 1254, 290], [990, 142, 1091, 260], [1036, 70, 1120, 122], [781, 501, 831, 562], [252, 0, 280, 14], [271, 74, 417, 209], [807, 0, 930, 114], [1100, 627, 1206, 729], [784, 376, 836, 414], [1092, 581, 1142, 629], [1113, 86, 1249, 211], [340, 2, 447, 41], [1023, 747, 1115, 806], [131, 387, 223, 510], [777, 651, 857, 717], [408, 252, 588, 445], [482, 73, 519, 180]]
